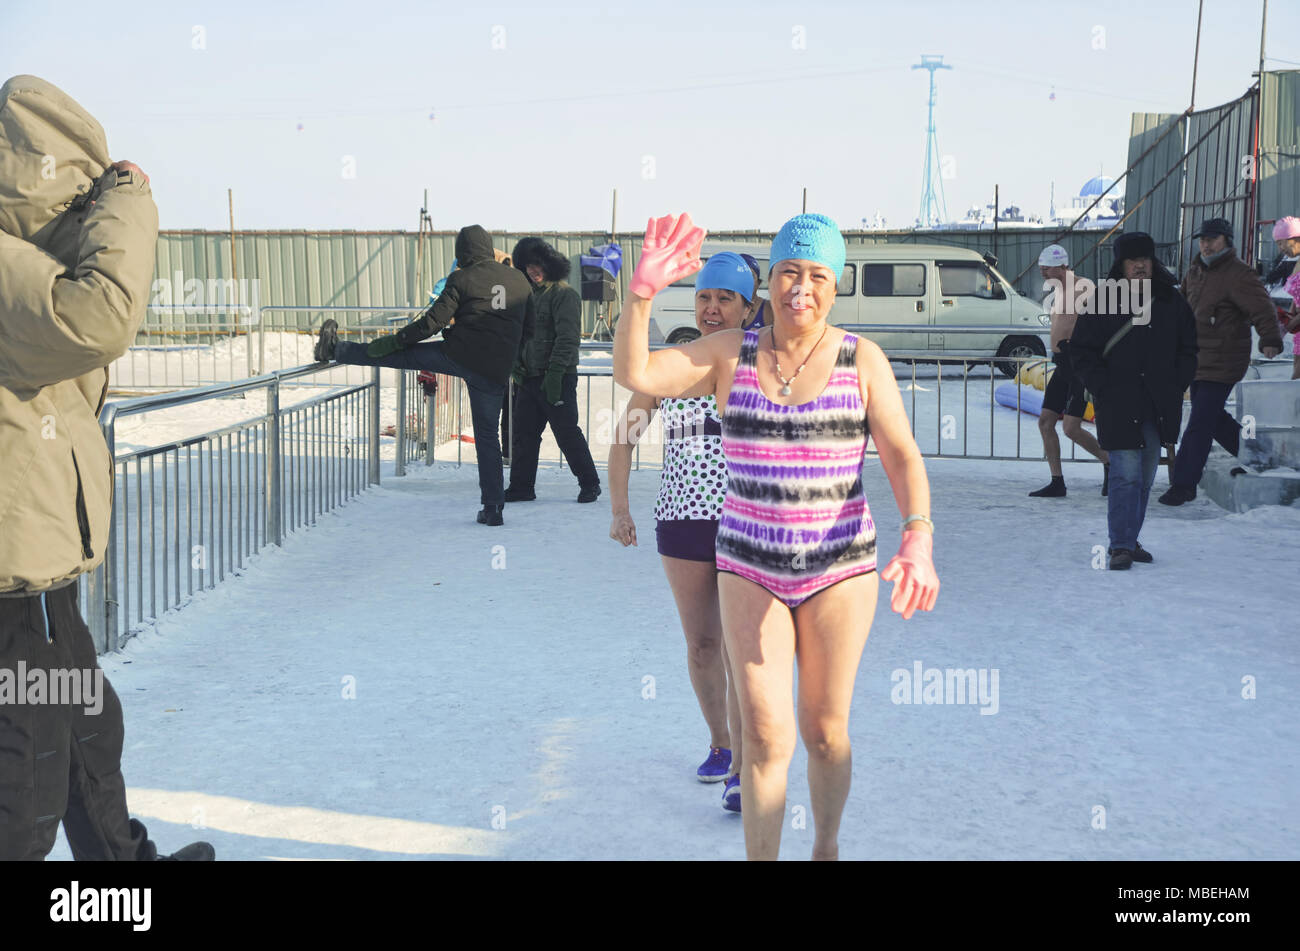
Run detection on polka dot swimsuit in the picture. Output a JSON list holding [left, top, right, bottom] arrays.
[[653, 395, 727, 521]]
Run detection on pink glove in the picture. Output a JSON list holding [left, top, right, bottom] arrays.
[[880, 529, 939, 620], [628, 213, 707, 300]]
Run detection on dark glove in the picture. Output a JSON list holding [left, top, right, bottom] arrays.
[[543, 366, 565, 406], [511, 361, 526, 387], [367, 334, 405, 358]]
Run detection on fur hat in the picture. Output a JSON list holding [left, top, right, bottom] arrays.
[[511, 237, 571, 282]]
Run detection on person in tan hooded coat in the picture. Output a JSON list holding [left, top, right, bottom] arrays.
[[0, 74, 210, 860]]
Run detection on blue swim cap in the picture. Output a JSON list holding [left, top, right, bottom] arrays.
[[696, 252, 756, 302], [768, 213, 846, 279]]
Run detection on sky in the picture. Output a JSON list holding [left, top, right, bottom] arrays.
[[3, 0, 1297, 233]]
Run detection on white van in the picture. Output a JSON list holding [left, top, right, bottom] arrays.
[[648, 242, 1049, 377]]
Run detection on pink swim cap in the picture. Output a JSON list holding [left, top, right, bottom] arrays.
[[1273, 216, 1300, 240]]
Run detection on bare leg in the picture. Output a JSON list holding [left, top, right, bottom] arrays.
[[719, 573, 797, 860], [661, 556, 729, 750], [794, 573, 879, 861], [721, 636, 742, 776], [1038, 410, 1063, 476], [1061, 415, 1109, 463]]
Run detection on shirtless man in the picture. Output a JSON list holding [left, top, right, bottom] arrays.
[[1029, 245, 1110, 497]]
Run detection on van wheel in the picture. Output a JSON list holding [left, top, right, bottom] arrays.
[[667, 328, 701, 344], [995, 336, 1045, 378]]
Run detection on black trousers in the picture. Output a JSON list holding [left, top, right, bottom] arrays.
[[0, 584, 154, 860], [507, 374, 600, 492], [1171, 380, 1238, 488]]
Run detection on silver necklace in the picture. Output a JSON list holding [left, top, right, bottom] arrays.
[[771, 325, 830, 397]]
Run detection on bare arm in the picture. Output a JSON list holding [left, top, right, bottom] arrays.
[[612, 293, 726, 398], [861, 339, 932, 530], [608, 391, 659, 546]]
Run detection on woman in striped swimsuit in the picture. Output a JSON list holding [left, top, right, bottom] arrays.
[[614, 213, 940, 860], [608, 253, 760, 812]]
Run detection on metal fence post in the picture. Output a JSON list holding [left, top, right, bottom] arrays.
[[369, 366, 381, 485], [267, 377, 283, 546], [90, 408, 120, 653], [395, 368, 407, 477], [425, 387, 435, 466]]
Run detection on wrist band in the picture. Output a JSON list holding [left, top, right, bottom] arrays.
[[901, 514, 934, 533]]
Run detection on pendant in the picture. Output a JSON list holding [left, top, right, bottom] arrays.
[[780, 385, 792, 396]]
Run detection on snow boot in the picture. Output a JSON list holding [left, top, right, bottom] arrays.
[[314, 319, 338, 362], [1029, 476, 1066, 497]]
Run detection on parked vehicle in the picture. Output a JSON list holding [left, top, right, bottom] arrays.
[[647, 242, 1049, 377]]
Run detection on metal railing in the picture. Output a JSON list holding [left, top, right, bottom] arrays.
[[82, 320, 1249, 650], [83, 364, 382, 652], [395, 325, 1093, 472], [110, 305, 426, 391]]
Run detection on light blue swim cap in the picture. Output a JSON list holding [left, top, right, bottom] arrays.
[[695, 252, 756, 302], [768, 213, 846, 279]]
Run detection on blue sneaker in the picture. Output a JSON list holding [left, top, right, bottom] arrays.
[[722, 774, 741, 813], [696, 747, 731, 782]]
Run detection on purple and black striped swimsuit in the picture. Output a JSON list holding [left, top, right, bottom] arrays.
[[715, 328, 877, 607]]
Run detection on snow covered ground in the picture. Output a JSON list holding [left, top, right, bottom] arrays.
[[48, 446, 1300, 860]]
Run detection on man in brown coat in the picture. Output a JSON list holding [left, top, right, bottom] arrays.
[[1158, 218, 1283, 505]]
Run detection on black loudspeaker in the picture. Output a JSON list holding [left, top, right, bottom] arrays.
[[581, 264, 617, 302]]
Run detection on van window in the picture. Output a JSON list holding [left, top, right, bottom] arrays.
[[837, 265, 855, 296], [671, 255, 768, 290], [937, 262, 1000, 298], [862, 264, 925, 296]]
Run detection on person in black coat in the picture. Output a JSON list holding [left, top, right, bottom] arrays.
[[314, 224, 534, 525], [1069, 232, 1197, 570]]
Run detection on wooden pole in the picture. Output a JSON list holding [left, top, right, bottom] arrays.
[[602, 188, 619, 340], [993, 184, 999, 258], [415, 189, 428, 308], [229, 188, 249, 374]]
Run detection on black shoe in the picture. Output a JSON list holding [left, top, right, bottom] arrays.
[[1029, 477, 1066, 497], [158, 841, 215, 861], [314, 319, 338, 362], [476, 504, 504, 526], [1107, 548, 1134, 570], [1157, 485, 1196, 506], [1132, 542, 1153, 564], [1101, 463, 1110, 497], [577, 484, 601, 503], [503, 487, 536, 503]]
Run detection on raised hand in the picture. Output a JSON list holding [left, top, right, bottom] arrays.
[[110, 160, 149, 184], [628, 213, 707, 300], [880, 529, 939, 620]]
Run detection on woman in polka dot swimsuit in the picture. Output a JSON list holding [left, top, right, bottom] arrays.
[[608, 252, 760, 811]]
